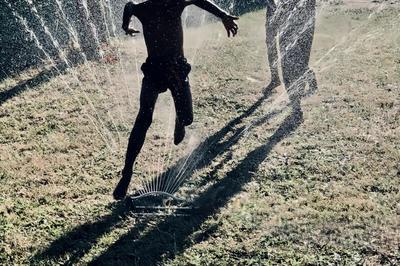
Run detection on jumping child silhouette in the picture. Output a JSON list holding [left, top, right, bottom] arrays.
[[114, 0, 238, 200]]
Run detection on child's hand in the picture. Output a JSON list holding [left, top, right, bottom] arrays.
[[222, 15, 239, 37], [125, 28, 140, 36]]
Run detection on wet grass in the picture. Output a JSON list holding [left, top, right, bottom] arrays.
[[1, 3, 399, 265]]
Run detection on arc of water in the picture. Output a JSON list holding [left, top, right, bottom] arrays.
[[92, 0, 134, 139], [133, 161, 148, 196], [24, 0, 121, 151], [159, 105, 177, 193], [146, 102, 175, 195], [105, 0, 141, 109], [161, 0, 390, 197], [74, 0, 130, 147], [141, 0, 388, 197], [32, 0, 136, 151], [157, 104, 174, 191], [104, 0, 144, 136], [21, 1, 112, 150], [165, 142, 201, 195], [170, 103, 288, 197], [80, 0, 104, 58], [72, 0, 130, 148], [87, 0, 129, 144], [162, 7, 272, 195], [162, 0, 393, 198], [53, 0, 127, 149], [167, 89, 289, 196], [98, 0, 112, 39], [6, 0, 113, 151]]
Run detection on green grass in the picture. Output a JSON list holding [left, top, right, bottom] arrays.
[[1, 2, 399, 265]]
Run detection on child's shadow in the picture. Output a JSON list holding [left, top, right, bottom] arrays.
[[32, 87, 301, 265]]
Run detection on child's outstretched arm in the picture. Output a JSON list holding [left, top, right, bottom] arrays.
[[189, 0, 239, 37], [122, 2, 141, 36]]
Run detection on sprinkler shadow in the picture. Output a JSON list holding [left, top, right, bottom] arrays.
[[32, 86, 298, 265]]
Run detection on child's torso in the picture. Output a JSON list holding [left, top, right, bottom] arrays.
[[135, 0, 187, 59]]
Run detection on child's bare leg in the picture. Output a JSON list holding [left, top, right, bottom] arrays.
[[171, 78, 193, 145], [113, 78, 158, 200]]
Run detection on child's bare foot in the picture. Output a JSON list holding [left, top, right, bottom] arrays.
[[174, 119, 185, 145], [113, 170, 132, 200]]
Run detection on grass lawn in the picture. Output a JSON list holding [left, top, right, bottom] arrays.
[[0, 1, 399, 265]]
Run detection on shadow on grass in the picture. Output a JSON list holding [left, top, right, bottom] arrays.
[[32, 86, 300, 265], [0, 64, 68, 106]]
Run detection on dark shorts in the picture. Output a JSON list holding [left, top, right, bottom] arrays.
[[140, 56, 193, 126], [141, 56, 192, 93]]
